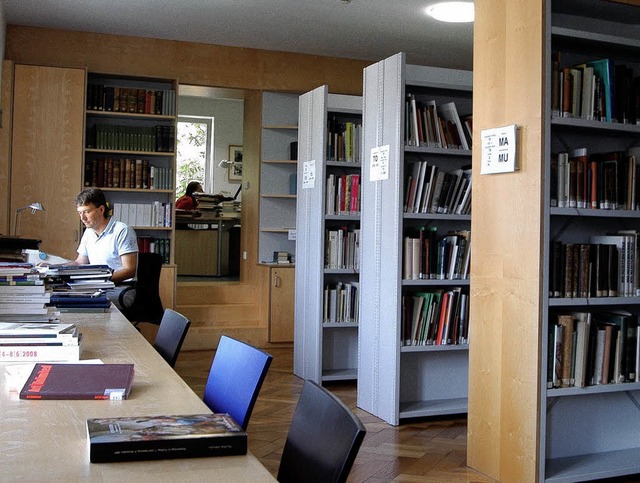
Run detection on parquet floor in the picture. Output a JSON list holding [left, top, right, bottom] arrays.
[[174, 346, 496, 482]]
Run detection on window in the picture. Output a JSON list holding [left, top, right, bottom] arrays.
[[176, 116, 214, 198]]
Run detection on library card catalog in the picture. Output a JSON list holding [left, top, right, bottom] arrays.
[[480, 124, 517, 174], [369, 145, 390, 181], [302, 160, 316, 189]]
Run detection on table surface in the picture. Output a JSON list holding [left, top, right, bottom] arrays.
[[0, 309, 276, 482]]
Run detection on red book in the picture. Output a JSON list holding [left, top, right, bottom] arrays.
[[20, 363, 135, 400], [435, 291, 450, 345]]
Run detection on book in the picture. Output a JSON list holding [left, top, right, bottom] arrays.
[[86, 413, 247, 463], [20, 363, 134, 400], [0, 322, 77, 338], [0, 335, 83, 362]]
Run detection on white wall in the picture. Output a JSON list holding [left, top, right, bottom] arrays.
[[179, 95, 244, 199]]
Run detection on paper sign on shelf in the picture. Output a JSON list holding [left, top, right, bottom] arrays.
[[480, 124, 518, 174], [302, 160, 316, 189], [288, 230, 296, 241], [369, 145, 390, 181]]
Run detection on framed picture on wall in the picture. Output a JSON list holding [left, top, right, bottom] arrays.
[[228, 145, 243, 182]]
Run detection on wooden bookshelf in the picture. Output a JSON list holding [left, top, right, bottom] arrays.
[[84, 73, 178, 265], [258, 92, 300, 263]]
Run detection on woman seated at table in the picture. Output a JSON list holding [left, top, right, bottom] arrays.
[[176, 181, 204, 211]]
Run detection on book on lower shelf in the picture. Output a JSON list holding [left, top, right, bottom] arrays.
[[86, 413, 247, 463], [19, 363, 134, 400]]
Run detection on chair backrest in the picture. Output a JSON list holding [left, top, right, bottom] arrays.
[[120, 252, 164, 324], [153, 309, 191, 367], [203, 335, 273, 430], [277, 380, 366, 483]]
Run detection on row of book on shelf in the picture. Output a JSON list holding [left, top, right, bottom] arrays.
[[403, 229, 470, 281], [404, 161, 472, 215], [549, 311, 640, 389], [550, 231, 639, 299], [327, 117, 362, 163], [137, 236, 171, 264], [550, 147, 640, 210], [551, 53, 640, 124], [323, 282, 359, 324], [87, 83, 176, 116], [405, 96, 472, 150], [84, 157, 174, 190], [112, 202, 172, 228], [86, 124, 176, 153], [402, 287, 469, 346], [326, 174, 360, 215], [325, 228, 360, 271]]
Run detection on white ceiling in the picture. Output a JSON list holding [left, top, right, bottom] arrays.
[[2, 0, 474, 71]]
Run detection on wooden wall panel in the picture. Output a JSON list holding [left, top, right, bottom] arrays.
[[467, 0, 545, 481], [0, 60, 13, 235], [10, 64, 85, 259], [4, 26, 369, 96]]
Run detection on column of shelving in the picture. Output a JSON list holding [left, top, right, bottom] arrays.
[[294, 86, 362, 384], [357, 52, 473, 426]]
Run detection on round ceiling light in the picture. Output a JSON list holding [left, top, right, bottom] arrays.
[[425, 2, 474, 23]]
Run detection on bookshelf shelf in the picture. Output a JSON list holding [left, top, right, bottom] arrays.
[[548, 382, 640, 398], [258, 92, 300, 264], [322, 368, 358, 381], [541, 2, 640, 480], [261, 159, 298, 165], [401, 278, 469, 287], [89, 187, 174, 194], [399, 397, 468, 419], [400, 344, 468, 353], [86, 110, 175, 121], [260, 194, 296, 199], [294, 86, 362, 385], [85, 148, 175, 157], [83, 73, 177, 265], [358, 52, 472, 426], [262, 125, 298, 130]]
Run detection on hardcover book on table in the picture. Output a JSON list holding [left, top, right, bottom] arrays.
[[19, 363, 134, 400], [86, 413, 247, 463]]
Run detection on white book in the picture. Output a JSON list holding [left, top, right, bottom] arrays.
[[571, 312, 591, 387], [0, 322, 76, 338], [0, 335, 83, 363], [413, 162, 427, 214], [420, 165, 437, 213], [439, 101, 469, 150]]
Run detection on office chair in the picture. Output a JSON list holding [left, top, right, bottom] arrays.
[[203, 335, 273, 430], [118, 252, 164, 326], [153, 309, 191, 367], [277, 380, 366, 483]]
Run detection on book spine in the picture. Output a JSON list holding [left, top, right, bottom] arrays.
[[0, 343, 81, 362]]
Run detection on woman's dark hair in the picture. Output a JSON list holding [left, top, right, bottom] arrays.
[[185, 181, 203, 197], [75, 188, 110, 218]]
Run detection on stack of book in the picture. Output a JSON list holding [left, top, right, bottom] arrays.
[[46, 265, 114, 292], [0, 263, 49, 316], [0, 237, 41, 262], [50, 291, 111, 313], [0, 322, 83, 362]]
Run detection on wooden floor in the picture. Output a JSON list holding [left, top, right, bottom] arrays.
[[174, 346, 496, 482]]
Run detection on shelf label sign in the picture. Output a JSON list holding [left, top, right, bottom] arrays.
[[288, 229, 296, 241], [480, 124, 518, 174], [302, 160, 316, 189], [370, 145, 390, 181]]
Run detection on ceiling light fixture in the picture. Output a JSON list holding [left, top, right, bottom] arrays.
[[425, 1, 474, 23]]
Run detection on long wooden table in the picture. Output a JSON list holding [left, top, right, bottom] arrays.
[[0, 309, 276, 482]]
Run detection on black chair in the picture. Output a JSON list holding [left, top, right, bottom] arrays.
[[118, 252, 164, 326], [153, 309, 191, 367], [277, 380, 366, 483], [203, 335, 273, 430]]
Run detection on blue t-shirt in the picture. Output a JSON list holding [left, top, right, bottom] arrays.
[[77, 217, 138, 272]]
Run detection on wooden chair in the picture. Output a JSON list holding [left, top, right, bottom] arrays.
[[153, 309, 191, 367], [203, 335, 273, 430], [277, 380, 366, 483]]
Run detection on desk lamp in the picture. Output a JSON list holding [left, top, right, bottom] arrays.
[[13, 202, 45, 236]]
